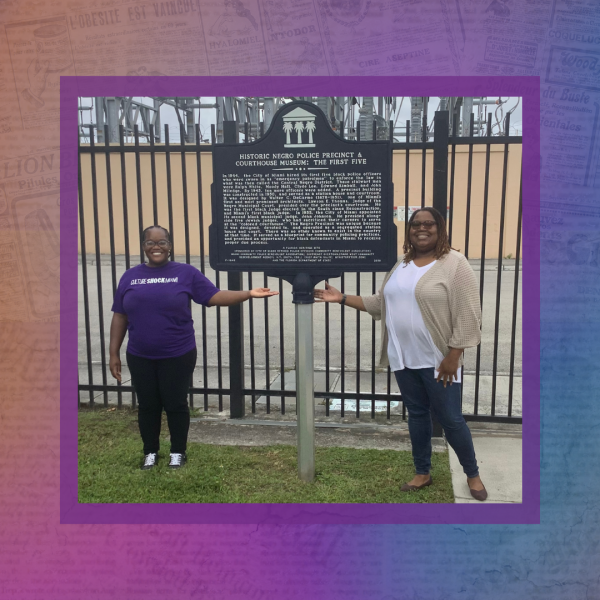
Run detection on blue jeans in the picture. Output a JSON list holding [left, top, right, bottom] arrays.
[[395, 368, 479, 478]]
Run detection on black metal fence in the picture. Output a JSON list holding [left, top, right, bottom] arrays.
[[78, 110, 522, 426]]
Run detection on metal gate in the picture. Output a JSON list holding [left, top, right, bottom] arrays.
[[78, 110, 522, 426]]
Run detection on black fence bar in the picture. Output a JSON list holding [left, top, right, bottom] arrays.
[[435, 136, 523, 146], [134, 125, 144, 264], [78, 110, 523, 428], [215, 269, 223, 412], [263, 273, 271, 414], [508, 175, 523, 416], [371, 273, 376, 419], [103, 125, 121, 407], [195, 123, 209, 410], [164, 125, 175, 258], [179, 124, 194, 407], [211, 124, 224, 412], [405, 120, 410, 241], [491, 114, 511, 415], [325, 277, 330, 417], [78, 134, 95, 405], [118, 126, 131, 271], [89, 130, 109, 406], [118, 125, 135, 407], [179, 124, 191, 265], [223, 120, 245, 419], [195, 123, 205, 275], [149, 124, 158, 224], [432, 111, 449, 217], [278, 278, 285, 414], [421, 114, 427, 208], [387, 367, 392, 421], [78, 380, 522, 422], [77, 136, 522, 155], [474, 113, 493, 414], [393, 141, 434, 151], [356, 272, 361, 418], [448, 117, 458, 246], [248, 271, 257, 413], [80, 144, 215, 153], [340, 272, 346, 417], [464, 113, 475, 259], [104, 126, 118, 295], [227, 270, 245, 417]]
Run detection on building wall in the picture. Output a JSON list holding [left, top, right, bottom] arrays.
[[79, 143, 522, 260]]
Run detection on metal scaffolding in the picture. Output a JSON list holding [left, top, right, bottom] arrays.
[[78, 96, 519, 144]]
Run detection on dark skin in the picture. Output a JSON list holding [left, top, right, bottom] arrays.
[[109, 227, 278, 382], [314, 210, 484, 493]]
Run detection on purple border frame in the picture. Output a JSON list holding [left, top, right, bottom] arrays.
[[61, 76, 540, 525]]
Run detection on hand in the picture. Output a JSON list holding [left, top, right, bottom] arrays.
[[109, 355, 122, 382], [313, 282, 343, 303], [436, 354, 460, 388], [249, 287, 279, 298]]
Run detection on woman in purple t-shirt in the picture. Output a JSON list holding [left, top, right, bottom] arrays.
[[109, 225, 278, 471]]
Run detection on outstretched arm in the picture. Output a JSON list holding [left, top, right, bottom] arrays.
[[313, 282, 366, 311], [208, 287, 279, 307]]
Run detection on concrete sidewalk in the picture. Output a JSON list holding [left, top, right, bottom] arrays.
[[188, 413, 522, 504], [449, 432, 522, 503]]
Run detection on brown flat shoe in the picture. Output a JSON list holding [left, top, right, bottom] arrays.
[[469, 484, 488, 501], [401, 476, 432, 492]]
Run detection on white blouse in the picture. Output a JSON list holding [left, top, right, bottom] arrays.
[[383, 260, 461, 382]]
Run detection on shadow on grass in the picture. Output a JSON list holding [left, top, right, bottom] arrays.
[[78, 407, 454, 504]]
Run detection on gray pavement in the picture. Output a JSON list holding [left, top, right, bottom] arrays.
[[449, 433, 522, 503]]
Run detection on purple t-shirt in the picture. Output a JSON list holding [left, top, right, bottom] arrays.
[[111, 262, 219, 359]]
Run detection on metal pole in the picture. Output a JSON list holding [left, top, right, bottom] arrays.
[[410, 96, 423, 142], [95, 98, 105, 143], [263, 97, 275, 130], [295, 302, 315, 482], [291, 272, 315, 482], [223, 120, 245, 418], [105, 97, 120, 142], [462, 97, 474, 136]]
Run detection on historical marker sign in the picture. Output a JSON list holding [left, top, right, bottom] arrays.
[[209, 101, 396, 275]]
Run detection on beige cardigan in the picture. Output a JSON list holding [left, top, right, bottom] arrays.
[[361, 250, 482, 368]]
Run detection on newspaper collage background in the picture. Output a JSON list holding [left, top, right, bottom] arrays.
[[1, 0, 598, 598]]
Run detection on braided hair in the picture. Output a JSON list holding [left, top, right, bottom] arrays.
[[402, 207, 451, 264], [142, 225, 171, 243]]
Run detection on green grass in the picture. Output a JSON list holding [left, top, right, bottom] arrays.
[[78, 407, 455, 504]]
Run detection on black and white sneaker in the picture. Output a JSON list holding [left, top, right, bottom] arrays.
[[168, 453, 187, 469], [141, 453, 158, 470]]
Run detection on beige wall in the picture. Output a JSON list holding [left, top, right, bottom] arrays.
[[79, 143, 522, 259], [392, 144, 522, 259]]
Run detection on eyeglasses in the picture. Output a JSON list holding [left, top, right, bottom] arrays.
[[142, 239, 170, 249], [410, 220, 436, 230]]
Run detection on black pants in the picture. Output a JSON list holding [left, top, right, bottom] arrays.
[[126, 348, 197, 455]]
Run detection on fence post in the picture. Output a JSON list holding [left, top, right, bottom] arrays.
[[223, 120, 245, 418], [432, 110, 449, 218], [432, 111, 449, 438]]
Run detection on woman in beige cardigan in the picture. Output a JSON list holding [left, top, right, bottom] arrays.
[[314, 207, 487, 501]]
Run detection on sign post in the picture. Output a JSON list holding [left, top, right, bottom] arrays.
[[209, 101, 396, 481], [292, 273, 316, 481]]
